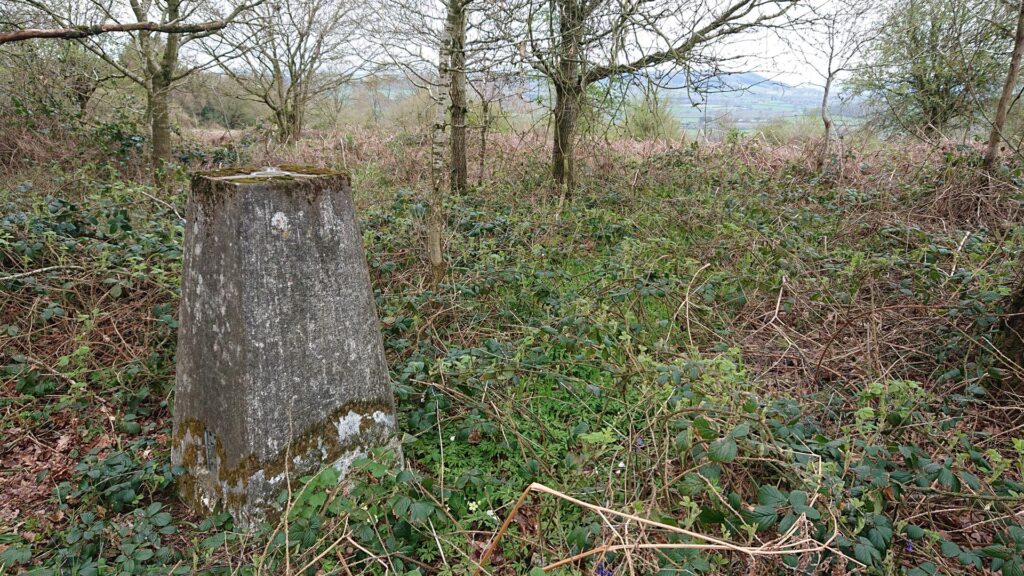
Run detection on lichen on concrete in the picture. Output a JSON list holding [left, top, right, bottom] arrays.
[[172, 168, 398, 528], [174, 401, 397, 525]]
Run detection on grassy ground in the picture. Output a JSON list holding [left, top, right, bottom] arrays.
[[2, 135, 1024, 575]]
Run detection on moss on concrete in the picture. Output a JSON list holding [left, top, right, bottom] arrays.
[[196, 165, 349, 183], [189, 166, 352, 217], [173, 399, 394, 516]]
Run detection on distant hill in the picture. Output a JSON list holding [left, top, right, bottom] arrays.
[[344, 71, 862, 132], [657, 71, 862, 131]]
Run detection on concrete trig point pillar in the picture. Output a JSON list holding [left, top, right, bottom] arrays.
[[171, 166, 399, 527]]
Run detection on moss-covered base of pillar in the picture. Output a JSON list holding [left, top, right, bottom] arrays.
[[172, 401, 399, 528]]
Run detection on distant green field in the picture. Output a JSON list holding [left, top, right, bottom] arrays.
[[663, 80, 863, 133]]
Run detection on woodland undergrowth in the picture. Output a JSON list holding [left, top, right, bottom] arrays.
[[2, 133, 1024, 575]]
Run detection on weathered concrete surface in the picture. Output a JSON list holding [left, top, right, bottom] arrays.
[[171, 166, 399, 527]]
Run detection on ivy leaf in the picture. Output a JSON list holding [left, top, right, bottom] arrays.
[[200, 532, 229, 551], [318, 467, 340, 485], [306, 491, 327, 509], [679, 473, 705, 496], [708, 438, 737, 463], [151, 512, 172, 527]]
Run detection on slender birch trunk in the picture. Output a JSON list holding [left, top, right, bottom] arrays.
[[428, 4, 454, 282]]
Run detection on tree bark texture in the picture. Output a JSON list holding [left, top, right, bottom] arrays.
[[551, 0, 583, 192], [449, 0, 468, 194], [985, 0, 1024, 170], [428, 6, 454, 281]]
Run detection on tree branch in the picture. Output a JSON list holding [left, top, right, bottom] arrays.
[[0, 19, 231, 45]]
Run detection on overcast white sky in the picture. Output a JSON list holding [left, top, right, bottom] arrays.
[[724, 0, 869, 88], [746, 32, 825, 86]]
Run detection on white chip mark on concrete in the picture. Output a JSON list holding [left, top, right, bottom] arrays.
[[329, 447, 368, 478], [336, 411, 364, 441], [271, 211, 290, 233], [371, 411, 395, 427]]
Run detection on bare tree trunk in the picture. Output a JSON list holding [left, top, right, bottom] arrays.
[[551, 0, 583, 193], [71, 71, 99, 117], [985, 0, 1024, 171], [275, 106, 303, 144], [449, 0, 468, 195], [992, 6, 1024, 379], [149, 76, 173, 180], [552, 82, 581, 193], [817, 73, 834, 172], [428, 9, 453, 282], [146, 0, 181, 184], [478, 96, 489, 186]]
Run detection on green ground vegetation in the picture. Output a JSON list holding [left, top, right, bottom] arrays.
[[2, 138, 1024, 575]]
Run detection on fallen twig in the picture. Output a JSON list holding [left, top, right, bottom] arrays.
[[473, 482, 847, 575]]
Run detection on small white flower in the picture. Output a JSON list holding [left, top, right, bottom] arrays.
[[617, 461, 626, 469], [486, 509, 497, 519], [468, 501, 479, 512], [450, 435, 456, 442]]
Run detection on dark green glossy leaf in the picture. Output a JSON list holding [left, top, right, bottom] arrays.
[[905, 524, 925, 540], [940, 540, 961, 558]]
